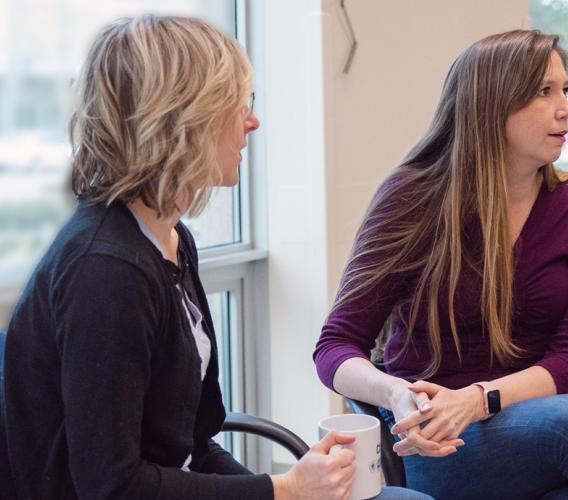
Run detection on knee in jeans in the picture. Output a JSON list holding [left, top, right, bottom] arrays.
[[529, 396, 568, 440]]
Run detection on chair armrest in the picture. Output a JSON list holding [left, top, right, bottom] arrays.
[[222, 412, 309, 461], [344, 397, 406, 487]]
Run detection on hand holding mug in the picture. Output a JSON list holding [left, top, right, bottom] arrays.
[[319, 414, 382, 500], [273, 430, 356, 500]]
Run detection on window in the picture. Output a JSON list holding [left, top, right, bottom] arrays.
[[0, 0, 268, 464], [0, 0, 242, 289], [531, 0, 568, 170]]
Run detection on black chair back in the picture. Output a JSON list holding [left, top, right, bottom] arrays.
[[345, 397, 406, 487], [0, 330, 17, 498]]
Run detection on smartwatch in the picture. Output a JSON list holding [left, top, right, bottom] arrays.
[[473, 382, 501, 419]]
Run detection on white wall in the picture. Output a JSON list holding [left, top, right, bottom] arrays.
[[263, 0, 330, 465], [263, 0, 529, 466]]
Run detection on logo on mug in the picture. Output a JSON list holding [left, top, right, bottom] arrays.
[[368, 457, 381, 473], [368, 444, 381, 473]]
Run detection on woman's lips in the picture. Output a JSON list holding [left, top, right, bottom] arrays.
[[549, 131, 567, 143]]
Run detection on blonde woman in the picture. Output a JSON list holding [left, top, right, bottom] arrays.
[[314, 30, 568, 499], [2, 14, 432, 500]]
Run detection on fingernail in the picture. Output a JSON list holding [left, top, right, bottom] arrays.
[[391, 426, 399, 434], [420, 402, 432, 412]]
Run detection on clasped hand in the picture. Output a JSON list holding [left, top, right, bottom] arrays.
[[389, 380, 485, 457]]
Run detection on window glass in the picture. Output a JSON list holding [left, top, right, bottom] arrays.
[[207, 290, 233, 409], [207, 289, 240, 457], [531, 0, 568, 169], [0, 0, 240, 287]]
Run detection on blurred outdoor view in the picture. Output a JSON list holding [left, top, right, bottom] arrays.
[[531, 0, 568, 171], [0, 0, 239, 289], [1, 0, 567, 292]]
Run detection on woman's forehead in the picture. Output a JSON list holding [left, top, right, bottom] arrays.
[[543, 51, 568, 83]]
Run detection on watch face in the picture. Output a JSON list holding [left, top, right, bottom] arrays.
[[487, 389, 501, 414]]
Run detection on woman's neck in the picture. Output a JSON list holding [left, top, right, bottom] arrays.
[[505, 166, 543, 246], [506, 166, 542, 207], [128, 199, 180, 263]]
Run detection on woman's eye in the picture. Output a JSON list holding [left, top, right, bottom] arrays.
[[563, 87, 568, 98], [538, 86, 551, 97]]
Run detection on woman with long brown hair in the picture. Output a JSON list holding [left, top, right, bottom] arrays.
[[315, 29, 568, 499]]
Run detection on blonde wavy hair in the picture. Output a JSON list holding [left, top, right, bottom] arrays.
[[334, 30, 568, 378], [70, 14, 253, 217]]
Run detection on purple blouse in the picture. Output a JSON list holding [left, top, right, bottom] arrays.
[[314, 179, 568, 393]]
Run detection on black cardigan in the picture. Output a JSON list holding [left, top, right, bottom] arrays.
[[3, 200, 273, 499]]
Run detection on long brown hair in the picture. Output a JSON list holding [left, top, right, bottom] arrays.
[[69, 14, 252, 217], [334, 30, 567, 377]]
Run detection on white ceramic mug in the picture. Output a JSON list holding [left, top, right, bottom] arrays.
[[318, 413, 382, 500]]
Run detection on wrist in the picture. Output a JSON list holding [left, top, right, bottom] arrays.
[[271, 473, 293, 500], [468, 384, 487, 421], [386, 378, 411, 410], [473, 382, 501, 420]]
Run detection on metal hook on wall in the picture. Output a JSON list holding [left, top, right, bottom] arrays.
[[340, 0, 358, 74]]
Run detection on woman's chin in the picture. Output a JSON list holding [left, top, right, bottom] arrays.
[[218, 172, 240, 187]]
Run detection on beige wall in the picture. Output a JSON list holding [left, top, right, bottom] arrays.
[[322, 0, 530, 302], [264, 0, 529, 466]]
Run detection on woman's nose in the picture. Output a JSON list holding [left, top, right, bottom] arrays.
[[245, 112, 260, 133], [557, 96, 568, 120]]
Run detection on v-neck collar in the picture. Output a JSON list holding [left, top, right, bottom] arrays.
[[116, 202, 216, 348], [513, 177, 546, 253], [127, 206, 192, 291], [128, 207, 176, 261]]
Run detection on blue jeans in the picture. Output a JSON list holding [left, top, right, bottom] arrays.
[[376, 486, 434, 499], [380, 395, 568, 500]]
